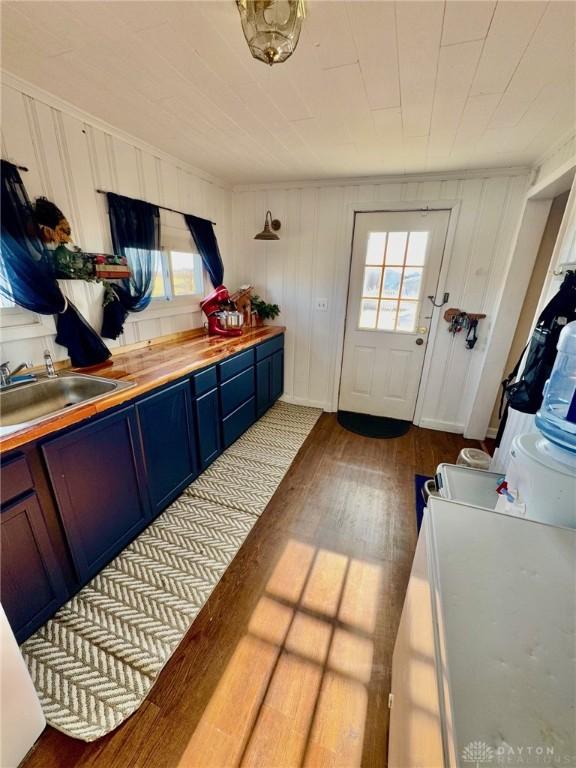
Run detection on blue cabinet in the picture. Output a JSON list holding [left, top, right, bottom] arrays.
[[223, 397, 256, 448], [1, 489, 68, 643], [195, 387, 222, 470], [270, 350, 284, 402], [256, 358, 271, 417], [42, 406, 151, 585], [256, 335, 284, 416], [137, 380, 197, 516], [220, 368, 255, 417]]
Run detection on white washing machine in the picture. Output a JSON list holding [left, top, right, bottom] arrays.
[[499, 432, 576, 528]]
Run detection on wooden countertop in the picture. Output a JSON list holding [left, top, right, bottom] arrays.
[[0, 326, 285, 454]]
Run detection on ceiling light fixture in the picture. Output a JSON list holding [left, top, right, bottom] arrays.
[[254, 210, 281, 240], [236, 0, 306, 66]]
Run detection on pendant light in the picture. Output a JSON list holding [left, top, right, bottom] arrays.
[[254, 210, 281, 240], [236, 0, 306, 66]]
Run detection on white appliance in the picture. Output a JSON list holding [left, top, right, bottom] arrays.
[[0, 605, 45, 767], [498, 432, 576, 528], [436, 463, 502, 510], [389, 499, 576, 768]]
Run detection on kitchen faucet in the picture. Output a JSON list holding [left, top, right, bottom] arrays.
[[44, 350, 57, 378], [0, 361, 35, 389]]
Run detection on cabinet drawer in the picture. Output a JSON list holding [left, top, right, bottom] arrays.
[[193, 366, 217, 397], [1, 455, 34, 507], [220, 368, 255, 417], [222, 397, 256, 448], [256, 333, 284, 361], [219, 349, 254, 383]]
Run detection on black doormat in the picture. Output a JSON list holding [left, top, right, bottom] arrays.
[[337, 411, 412, 438]]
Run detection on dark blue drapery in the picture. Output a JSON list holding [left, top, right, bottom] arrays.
[[184, 214, 224, 288], [0, 161, 111, 368], [101, 192, 160, 339]]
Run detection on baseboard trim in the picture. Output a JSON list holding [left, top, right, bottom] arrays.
[[486, 427, 499, 439], [417, 418, 464, 434], [280, 394, 328, 411]]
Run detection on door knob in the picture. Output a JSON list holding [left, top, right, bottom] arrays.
[[415, 338, 424, 346]]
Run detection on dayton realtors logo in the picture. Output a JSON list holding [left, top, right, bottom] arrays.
[[462, 741, 495, 767], [462, 741, 566, 767]]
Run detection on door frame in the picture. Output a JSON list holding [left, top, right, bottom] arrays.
[[333, 200, 461, 426]]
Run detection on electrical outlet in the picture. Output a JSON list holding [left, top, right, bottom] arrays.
[[315, 298, 328, 311]]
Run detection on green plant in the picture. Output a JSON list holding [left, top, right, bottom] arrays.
[[251, 294, 280, 321]]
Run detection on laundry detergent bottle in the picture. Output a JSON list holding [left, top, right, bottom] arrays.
[[535, 320, 576, 453]]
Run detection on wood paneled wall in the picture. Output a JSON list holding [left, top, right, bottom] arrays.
[[0, 79, 233, 365], [231, 172, 529, 434]]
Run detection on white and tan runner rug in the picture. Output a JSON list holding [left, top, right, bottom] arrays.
[[22, 401, 322, 741]]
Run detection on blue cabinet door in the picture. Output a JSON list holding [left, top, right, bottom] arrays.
[[1, 492, 68, 643], [270, 350, 284, 403], [256, 358, 271, 417], [42, 406, 151, 585], [195, 387, 222, 470], [137, 380, 197, 516]]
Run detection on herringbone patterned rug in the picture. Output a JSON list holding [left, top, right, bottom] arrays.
[[22, 401, 322, 741]]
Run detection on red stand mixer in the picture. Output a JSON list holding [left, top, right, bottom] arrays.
[[200, 285, 244, 337]]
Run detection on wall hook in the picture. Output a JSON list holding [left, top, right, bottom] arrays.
[[427, 292, 450, 308]]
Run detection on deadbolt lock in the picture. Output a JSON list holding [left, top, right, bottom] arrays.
[[416, 326, 428, 334]]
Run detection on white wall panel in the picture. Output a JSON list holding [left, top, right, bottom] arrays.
[[232, 170, 529, 435], [0, 81, 232, 367]]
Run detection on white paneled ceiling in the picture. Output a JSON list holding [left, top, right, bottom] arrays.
[[2, 0, 575, 184]]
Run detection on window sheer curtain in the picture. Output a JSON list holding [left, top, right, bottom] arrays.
[[184, 214, 224, 288], [0, 161, 111, 368], [101, 192, 160, 340]]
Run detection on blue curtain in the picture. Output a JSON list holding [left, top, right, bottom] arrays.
[[101, 192, 160, 339], [0, 161, 111, 368], [184, 214, 224, 288]]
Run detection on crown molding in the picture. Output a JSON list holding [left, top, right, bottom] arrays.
[[1, 70, 231, 191], [232, 165, 531, 192]]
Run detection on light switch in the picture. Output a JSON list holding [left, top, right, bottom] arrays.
[[315, 298, 328, 311]]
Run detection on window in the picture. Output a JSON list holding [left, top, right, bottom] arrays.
[[150, 209, 204, 302], [358, 230, 429, 332], [151, 250, 204, 301], [0, 259, 41, 328]]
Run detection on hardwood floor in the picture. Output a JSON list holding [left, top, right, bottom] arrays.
[[23, 415, 481, 768]]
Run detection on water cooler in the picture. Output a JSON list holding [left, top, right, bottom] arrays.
[[497, 321, 576, 528]]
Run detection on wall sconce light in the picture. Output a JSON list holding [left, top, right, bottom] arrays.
[[254, 210, 281, 240]]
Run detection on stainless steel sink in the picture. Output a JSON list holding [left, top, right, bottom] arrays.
[[0, 373, 134, 430]]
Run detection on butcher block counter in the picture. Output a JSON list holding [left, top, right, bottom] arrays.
[[0, 325, 284, 453]]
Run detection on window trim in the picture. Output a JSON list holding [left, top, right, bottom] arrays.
[[0, 308, 56, 340]]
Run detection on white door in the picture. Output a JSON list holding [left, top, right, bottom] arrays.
[[339, 210, 450, 420]]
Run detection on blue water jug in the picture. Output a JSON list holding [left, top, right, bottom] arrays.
[[535, 320, 576, 453]]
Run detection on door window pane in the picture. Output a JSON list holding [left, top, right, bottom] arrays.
[[377, 300, 397, 330], [365, 232, 386, 265], [381, 267, 402, 298], [405, 232, 428, 266], [385, 232, 408, 265], [359, 299, 378, 329], [362, 267, 382, 297], [397, 301, 418, 332], [401, 267, 423, 299]]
